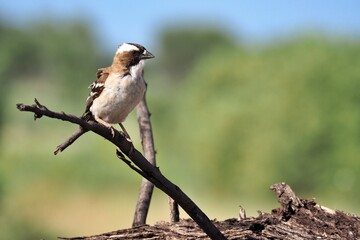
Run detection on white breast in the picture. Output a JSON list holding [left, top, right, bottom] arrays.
[[90, 72, 146, 124]]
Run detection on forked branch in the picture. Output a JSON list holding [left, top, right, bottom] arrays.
[[16, 99, 226, 240]]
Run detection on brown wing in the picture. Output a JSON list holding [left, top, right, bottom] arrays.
[[82, 68, 109, 120]]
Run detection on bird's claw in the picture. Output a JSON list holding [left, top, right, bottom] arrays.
[[120, 131, 132, 143], [108, 126, 115, 138], [119, 131, 134, 155]]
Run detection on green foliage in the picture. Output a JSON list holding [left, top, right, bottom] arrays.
[[25, 22, 105, 98], [0, 21, 109, 239], [156, 35, 360, 201], [0, 24, 40, 79], [0, 21, 105, 106], [158, 27, 237, 81]]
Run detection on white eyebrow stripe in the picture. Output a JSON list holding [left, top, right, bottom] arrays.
[[116, 43, 139, 54]]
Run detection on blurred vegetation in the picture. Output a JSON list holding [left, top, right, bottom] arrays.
[[158, 27, 237, 81], [1, 19, 360, 240]]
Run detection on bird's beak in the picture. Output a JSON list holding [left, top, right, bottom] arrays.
[[141, 50, 155, 60]]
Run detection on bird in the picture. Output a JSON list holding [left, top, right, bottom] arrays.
[[82, 42, 155, 140]]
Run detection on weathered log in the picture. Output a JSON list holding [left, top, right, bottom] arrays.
[[61, 183, 360, 240]]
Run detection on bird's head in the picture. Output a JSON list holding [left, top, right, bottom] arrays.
[[113, 43, 154, 69]]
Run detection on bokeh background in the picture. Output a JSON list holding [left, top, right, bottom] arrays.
[[1, 1, 360, 239]]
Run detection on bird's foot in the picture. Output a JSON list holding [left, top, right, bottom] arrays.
[[119, 131, 133, 155], [109, 126, 116, 138], [102, 125, 116, 138], [94, 116, 116, 138], [118, 123, 133, 155], [119, 123, 132, 143], [120, 131, 132, 143]]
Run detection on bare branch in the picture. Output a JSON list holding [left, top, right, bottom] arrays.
[[16, 99, 226, 240], [132, 95, 157, 227], [134, 92, 180, 224]]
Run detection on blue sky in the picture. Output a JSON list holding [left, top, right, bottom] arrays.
[[1, 1, 360, 50]]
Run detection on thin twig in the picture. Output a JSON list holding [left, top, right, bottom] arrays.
[[54, 127, 88, 155]]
